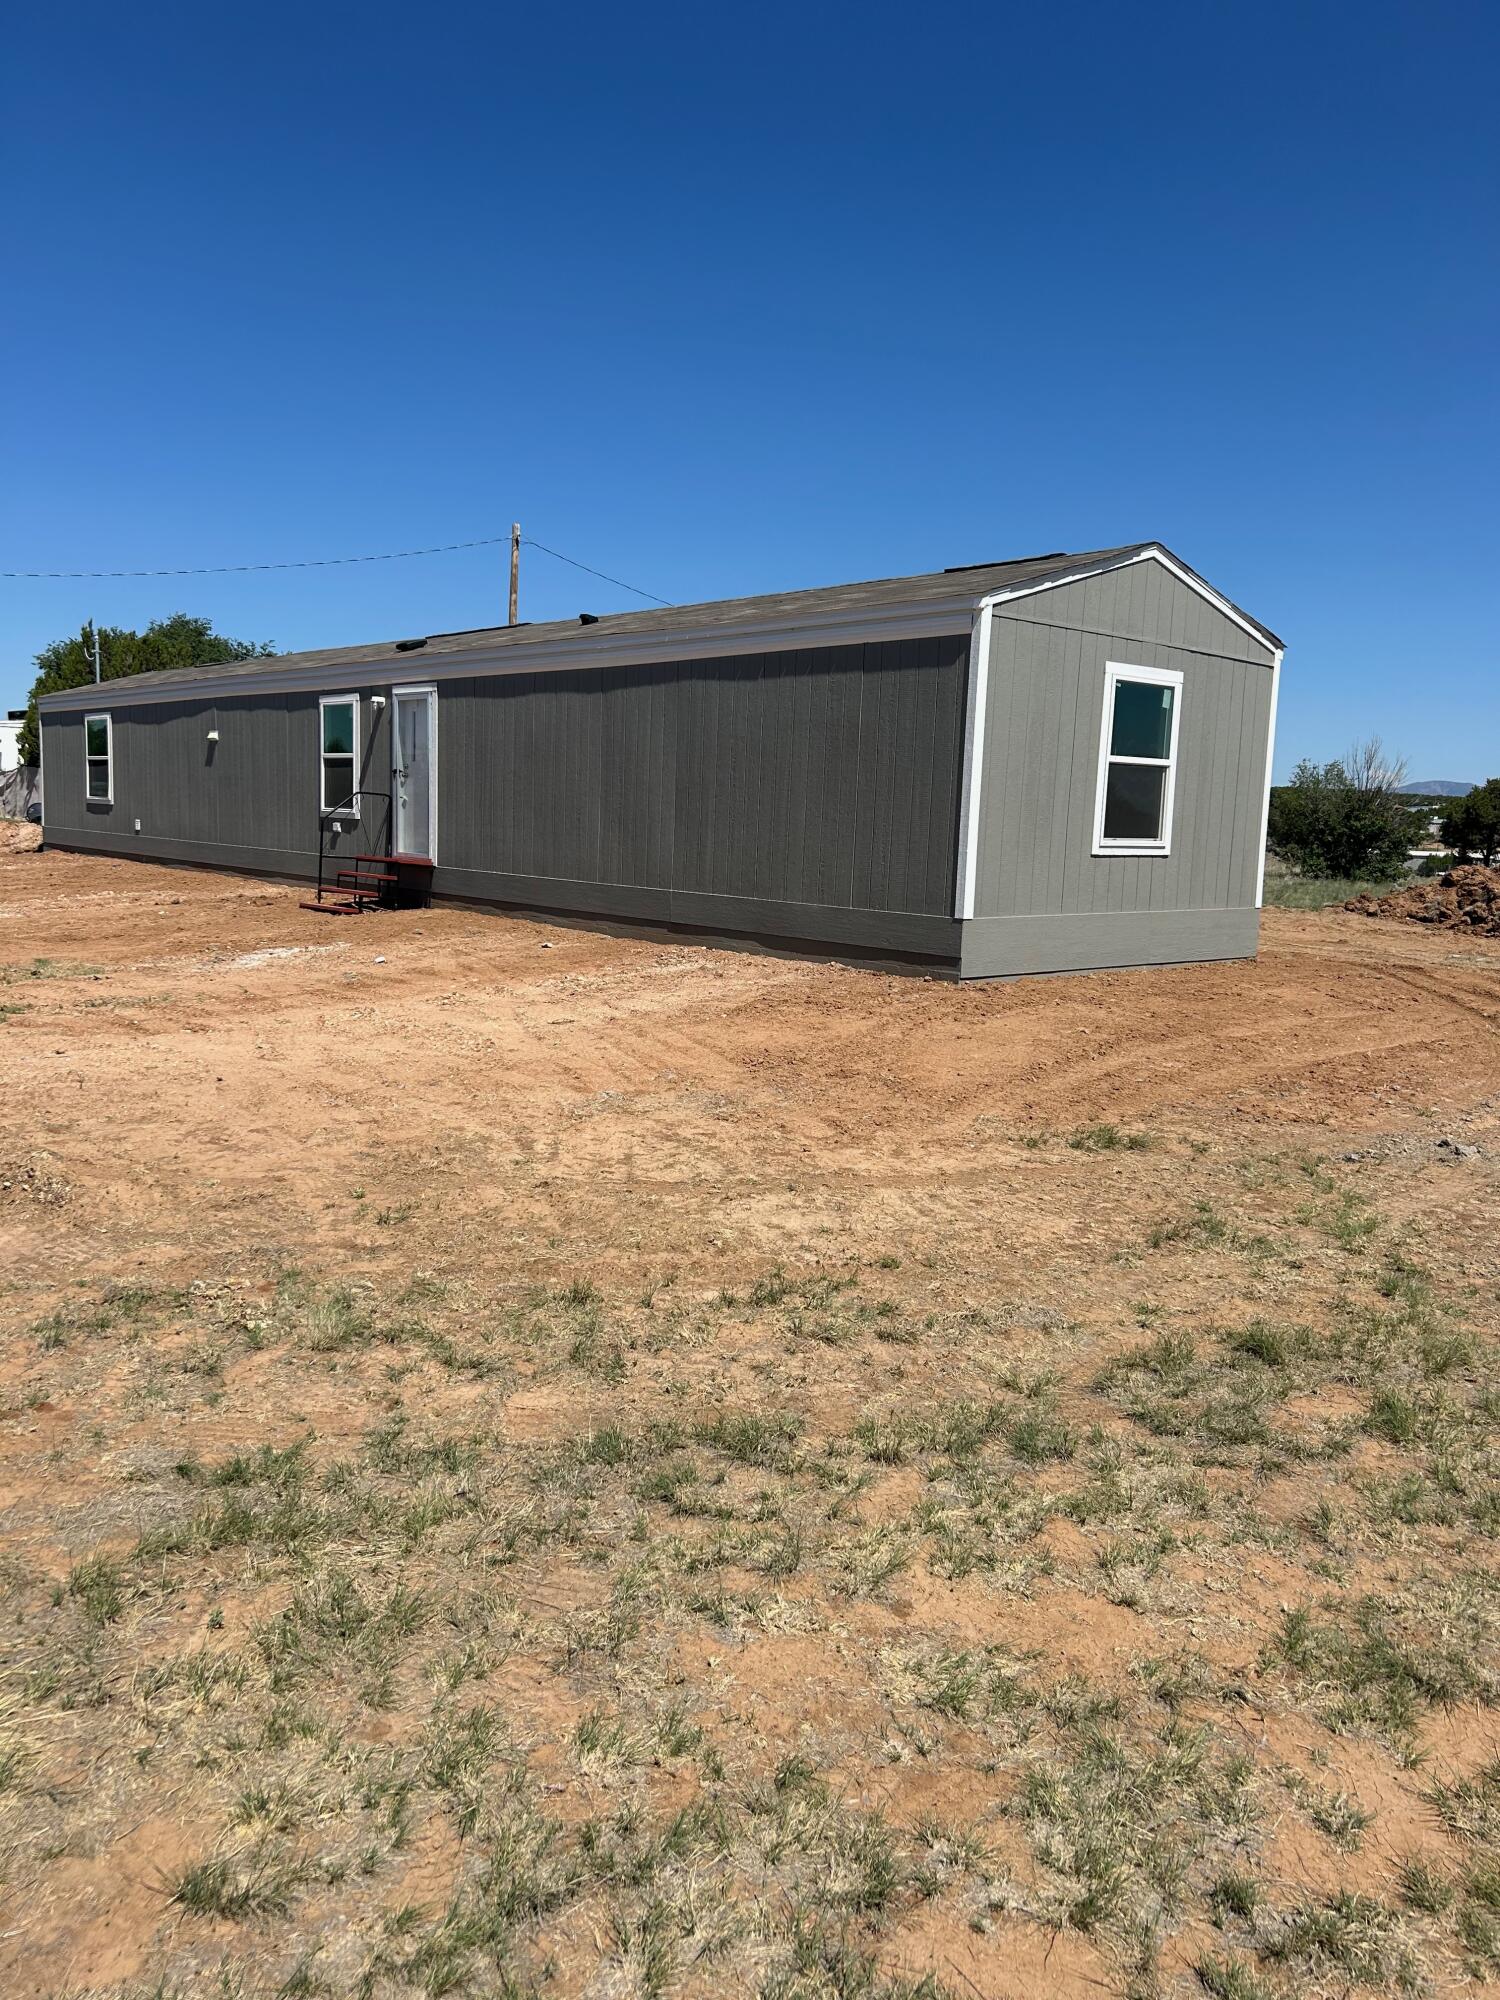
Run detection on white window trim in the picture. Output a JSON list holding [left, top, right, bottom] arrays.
[[84, 711, 113, 805], [1091, 662, 1184, 858], [318, 693, 361, 815]]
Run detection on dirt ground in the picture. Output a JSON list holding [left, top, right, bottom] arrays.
[[1, 835, 1497, 2000]]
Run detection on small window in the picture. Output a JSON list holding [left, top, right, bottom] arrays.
[[319, 695, 359, 813], [1091, 664, 1183, 856], [84, 712, 113, 803]]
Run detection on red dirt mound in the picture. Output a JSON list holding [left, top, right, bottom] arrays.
[[1346, 863, 1500, 935]]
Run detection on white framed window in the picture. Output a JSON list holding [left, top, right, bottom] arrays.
[[84, 712, 113, 803], [319, 694, 359, 813], [1091, 662, 1184, 856]]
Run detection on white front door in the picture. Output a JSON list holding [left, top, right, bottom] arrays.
[[392, 687, 436, 859]]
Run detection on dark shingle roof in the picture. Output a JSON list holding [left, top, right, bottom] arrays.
[[40, 543, 1280, 702]]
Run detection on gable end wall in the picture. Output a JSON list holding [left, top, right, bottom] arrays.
[[960, 561, 1275, 976]]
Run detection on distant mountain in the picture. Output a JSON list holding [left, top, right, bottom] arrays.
[[1402, 780, 1475, 797]]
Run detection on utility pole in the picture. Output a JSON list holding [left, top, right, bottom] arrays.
[[508, 523, 520, 626], [91, 622, 101, 683]]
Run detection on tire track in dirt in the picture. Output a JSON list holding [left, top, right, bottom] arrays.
[[5, 843, 1500, 1299]]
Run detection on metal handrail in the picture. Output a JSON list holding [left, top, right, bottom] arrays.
[[316, 788, 392, 904]]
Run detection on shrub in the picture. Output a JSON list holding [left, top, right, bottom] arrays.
[[1439, 779, 1500, 866], [1267, 740, 1415, 878]]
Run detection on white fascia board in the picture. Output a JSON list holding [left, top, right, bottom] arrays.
[[1254, 648, 1284, 907], [36, 597, 980, 712], [977, 545, 1278, 657], [952, 600, 993, 919]]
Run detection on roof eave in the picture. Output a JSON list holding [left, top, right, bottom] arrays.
[[35, 544, 1281, 713], [35, 589, 986, 711]]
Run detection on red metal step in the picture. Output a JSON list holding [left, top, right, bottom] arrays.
[[336, 870, 398, 889], [299, 899, 365, 915]]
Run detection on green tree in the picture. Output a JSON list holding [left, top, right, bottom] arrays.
[[1439, 779, 1500, 866], [1266, 738, 1415, 878], [19, 613, 274, 764]]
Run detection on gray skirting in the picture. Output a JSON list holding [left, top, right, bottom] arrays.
[[46, 827, 324, 880], [42, 832, 1258, 977], [959, 905, 1260, 977], [42, 829, 961, 963]]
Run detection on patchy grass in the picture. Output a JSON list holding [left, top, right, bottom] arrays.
[[1261, 875, 1405, 910], [0, 955, 106, 983], [1, 1145, 1496, 1998], [1069, 1123, 1153, 1153]]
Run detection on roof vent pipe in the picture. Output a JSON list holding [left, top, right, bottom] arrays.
[[578, 613, 600, 625]]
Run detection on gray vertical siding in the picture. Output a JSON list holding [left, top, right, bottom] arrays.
[[438, 664, 677, 895], [41, 690, 391, 877], [41, 634, 968, 959], [961, 565, 1275, 976], [433, 638, 967, 948]]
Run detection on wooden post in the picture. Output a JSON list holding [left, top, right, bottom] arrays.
[[509, 523, 520, 626]]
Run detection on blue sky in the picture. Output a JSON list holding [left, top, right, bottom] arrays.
[[4, 1, 1496, 780]]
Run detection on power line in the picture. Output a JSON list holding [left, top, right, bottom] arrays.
[[521, 538, 671, 607], [0, 535, 508, 579], [0, 533, 672, 605]]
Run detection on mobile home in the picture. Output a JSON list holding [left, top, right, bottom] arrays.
[[38, 542, 1282, 977]]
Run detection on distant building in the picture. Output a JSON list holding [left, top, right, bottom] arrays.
[[0, 712, 24, 774]]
